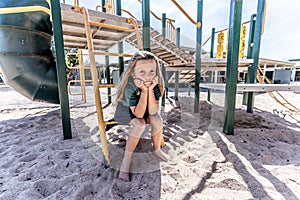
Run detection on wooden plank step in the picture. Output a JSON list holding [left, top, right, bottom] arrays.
[[60, 3, 142, 51], [169, 46, 181, 53], [155, 50, 171, 57], [124, 25, 193, 65], [163, 57, 183, 62], [159, 53, 176, 59], [61, 4, 142, 28], [160, 38, 172, 45], [154, 35, 165, 42], [150, 30, 160, 37]]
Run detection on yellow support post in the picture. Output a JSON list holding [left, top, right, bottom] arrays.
[[239, 25, 246, 59], [82, 7, 111, 165], [216, 32, 224, 58], [78, 49, 87, 102], [73, 0, 79, 6], [225, 31, 229, 58]]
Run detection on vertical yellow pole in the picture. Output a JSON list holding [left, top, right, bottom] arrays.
[[82, 7, 111, 165], [239, 25, 246, 59], [216, 32, 224, 58], [73, 0, 79, 6], [225, 31, 229, 58], [78, 49, 86, 102]]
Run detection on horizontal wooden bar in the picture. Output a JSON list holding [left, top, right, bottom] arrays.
[[104, 121, 118, 125], [98, 84, 117, 88], [93, 52, 133, 57], [89, 21, 136, 32]]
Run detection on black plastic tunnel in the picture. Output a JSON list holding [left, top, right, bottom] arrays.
[[0, 0, 59, 104]]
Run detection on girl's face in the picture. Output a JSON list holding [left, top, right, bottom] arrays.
[[132, 59, 157, 87]]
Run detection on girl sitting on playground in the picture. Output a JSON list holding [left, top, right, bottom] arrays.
[[115, 51, 168, 181]]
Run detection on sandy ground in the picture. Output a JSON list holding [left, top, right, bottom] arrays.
[[1, 83, 300, 200]]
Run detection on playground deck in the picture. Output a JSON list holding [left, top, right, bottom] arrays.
[[61, 4, 142, 51]]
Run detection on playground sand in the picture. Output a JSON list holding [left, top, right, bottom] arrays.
[[1, 84, 300, 199]]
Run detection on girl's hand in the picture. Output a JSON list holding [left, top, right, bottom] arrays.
[[149, 76, 158, 89], [134, 78, 148, 91]]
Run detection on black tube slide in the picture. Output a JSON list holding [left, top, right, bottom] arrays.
[[0, 0, 59, 104]]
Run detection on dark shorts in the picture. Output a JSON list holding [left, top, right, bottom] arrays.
[[114, 102, 148, 125]]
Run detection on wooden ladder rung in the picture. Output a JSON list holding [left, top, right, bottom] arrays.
[[105, 121, 118, 125], [98, 84, 117, 88]]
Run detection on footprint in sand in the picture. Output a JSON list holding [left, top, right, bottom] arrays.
[[56, 151, 72, 160], [110, 179, 131, 199], [19, 153, 38, 163], [33, 179, 60, 198], [209, 178, 247, 190], [18, 172, 34, 182], [182, 155, 198, 164]]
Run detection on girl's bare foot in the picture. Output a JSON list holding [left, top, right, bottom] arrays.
[[118, 171, 130, 182], [154, 149, 168, 162]]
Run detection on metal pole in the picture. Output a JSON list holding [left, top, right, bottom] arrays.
[[50, 0, 72, 139], [247, 0, 266, 113], [194, 0, 203, 113], [161, 13, 166, 106], [162, 13, 166, 38], [142, 0, 150, 51], [223, 0, 243, 135], [246, 14, 257, 59], [103, 0, 112, 103], [101, 0, 106, 12], [116, 0, 124, 76], [105, 54, 111, 103], [210, 28, 215, 58], [176, 27, 181, 46], [207, 89, 211, 102], [175, 27, 180, 101], [242, 14, 256, 105], [175, 72, 179, 101]]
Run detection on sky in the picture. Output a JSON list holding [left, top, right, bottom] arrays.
[[63, 0, 300, 62]]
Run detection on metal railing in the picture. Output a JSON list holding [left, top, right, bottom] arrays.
[[137, 0, 176, 42], [62, 0, 79, 6], [170, 0, 197, 26], [96, 0, 115, 14]]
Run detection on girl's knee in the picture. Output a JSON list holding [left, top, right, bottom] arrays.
[[131, 118, 146, 129], [149, 113, 163, 127], [129, 118, 146, 138]]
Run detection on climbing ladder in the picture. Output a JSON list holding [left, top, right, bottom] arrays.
[[61, 3, 171, 165], [257, 66, 300, 113], [61, 4, 143, 165]]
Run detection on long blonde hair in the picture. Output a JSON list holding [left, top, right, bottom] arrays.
[[116, 51, 164, 103]]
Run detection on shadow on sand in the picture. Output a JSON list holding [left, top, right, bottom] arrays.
[[70, 92, 300, 199], [176, 96, 300, 200]]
